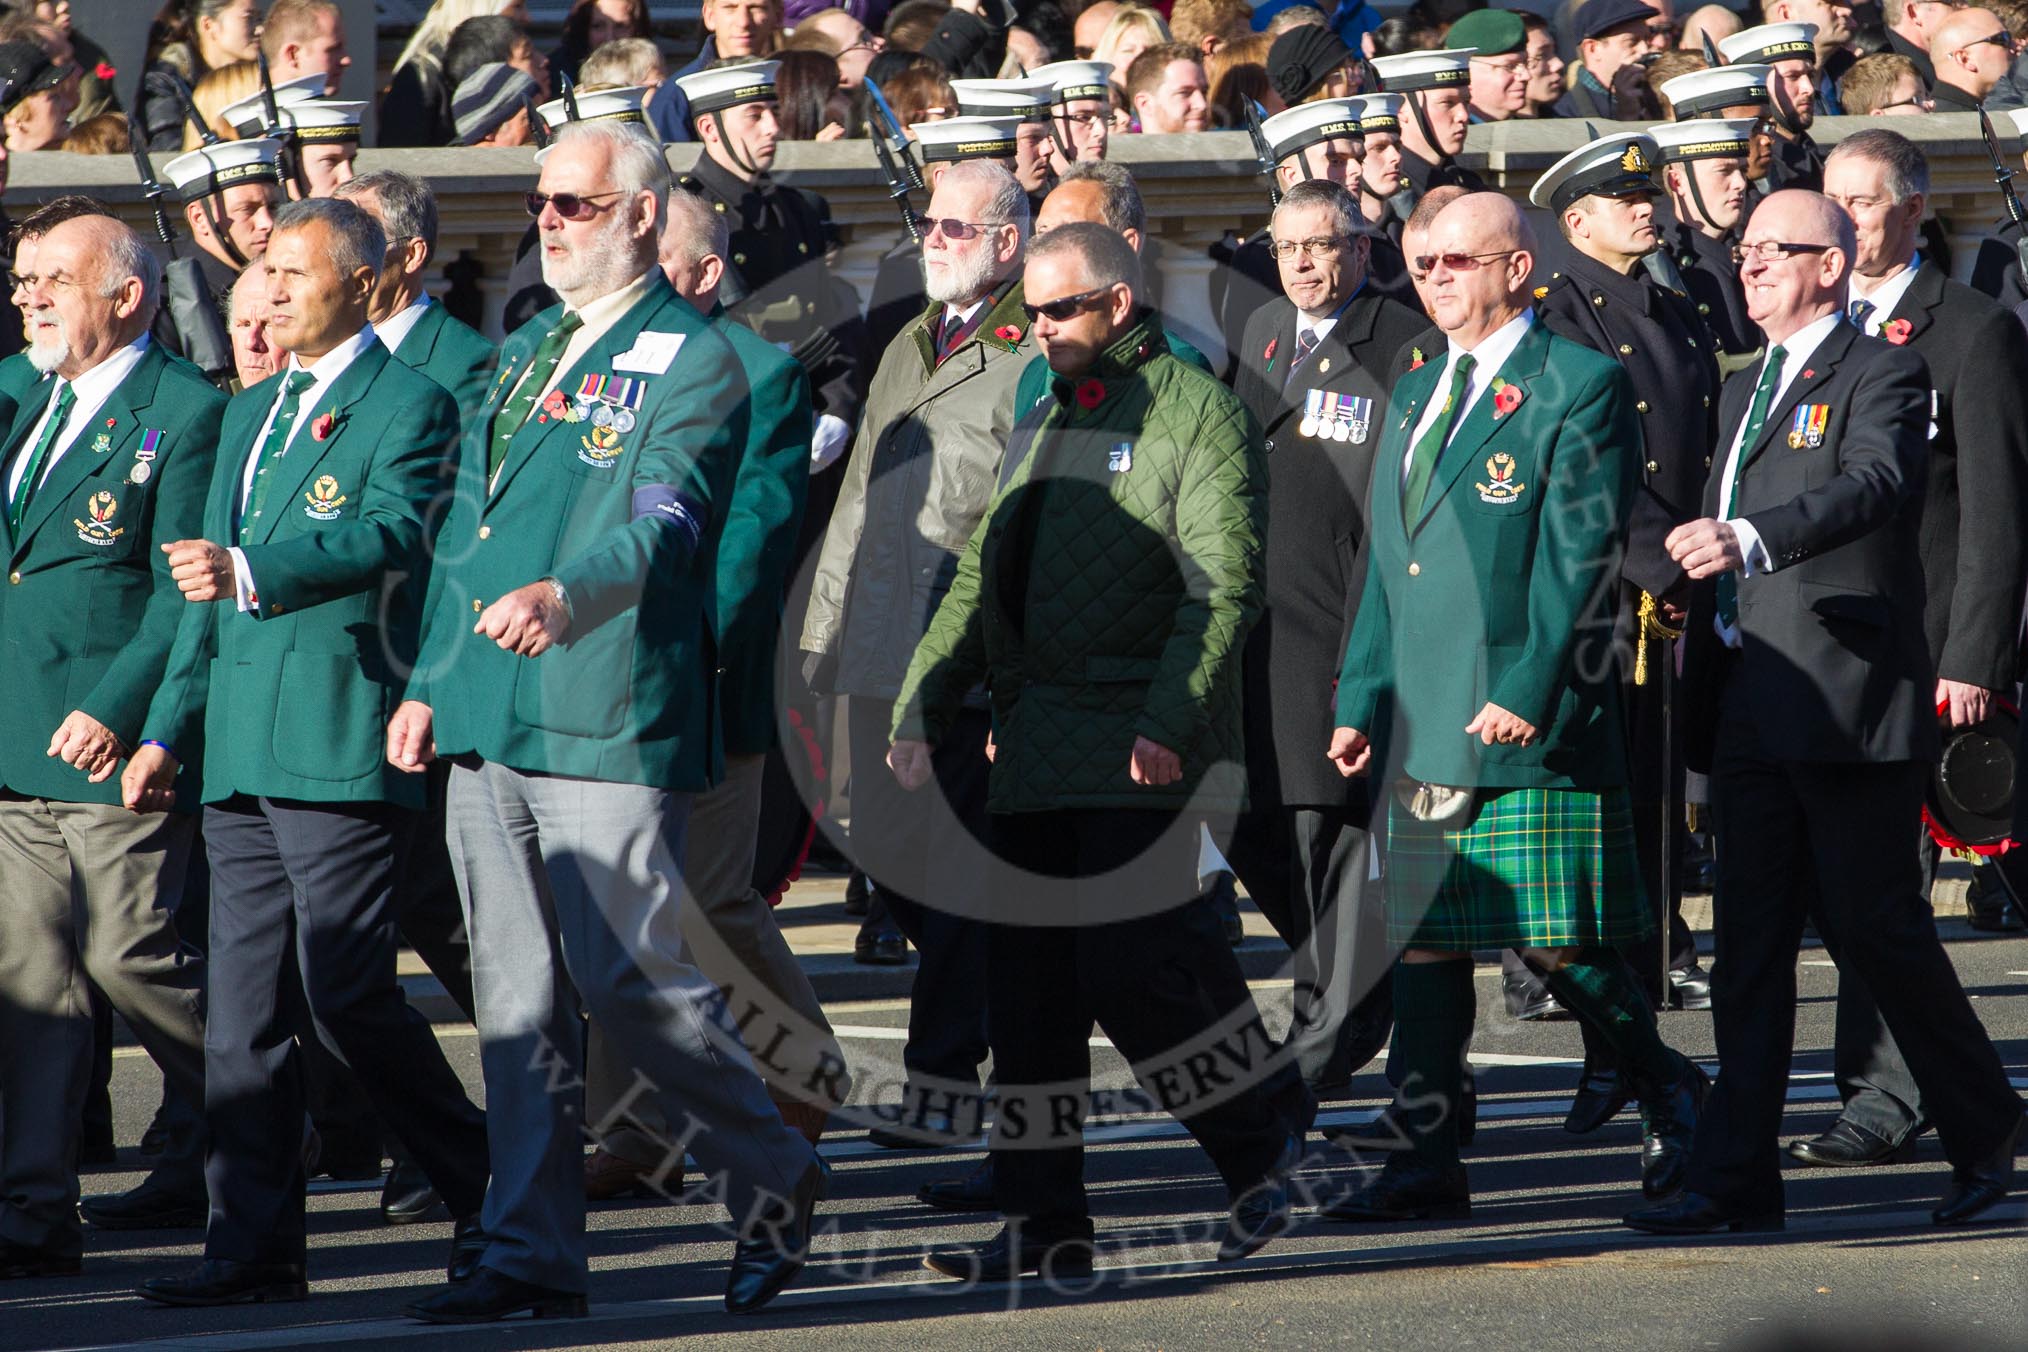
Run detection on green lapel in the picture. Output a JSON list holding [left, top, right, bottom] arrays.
[[243, 343, 393, 547], [1738, 321, 1853, 475], [392, 301, 445, 366], [485, 276, 678, 508], [1377, 352, 1443, 538], [1413, 319, 1552, 535], [14, 344, 171, 554]]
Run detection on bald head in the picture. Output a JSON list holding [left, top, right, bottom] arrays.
[[1422, 192, 1537, 346], [1738, 189, 1852, 340], [229, 264, 280, 388], [26, 215, 159, 379], [1932, 7, 2014, 97]]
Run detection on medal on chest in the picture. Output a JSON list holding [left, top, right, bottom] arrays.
[[1299, 388, 1372, 444]]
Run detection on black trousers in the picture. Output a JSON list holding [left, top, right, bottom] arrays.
[[846, 697, 992, 1096], [200, 796, 488, 1265], [986, 808, 1289, 1239], [1685, 689, 2022, 1211], [1822, 818, 1936, 1145]]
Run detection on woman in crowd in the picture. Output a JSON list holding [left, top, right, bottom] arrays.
[[1206, 30, 1274, 127], [182, 58, 256, 148], [380, 0, 530, 148], [6, 0, 117, 124], [0, 34, 73, 151], [136, 0, 261, 151], [1092, 3, 1167, 96], [550, 0, 651, 86], [776, 48, 849, 140]]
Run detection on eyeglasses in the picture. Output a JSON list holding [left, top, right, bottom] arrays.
[[1057, 108, 1109, 128], [1469, 56, 1528, 77], [1875, 95, 1935, 111], [841, 33, 884, 55], [7, 271, 77, 293], [1269, 235, 1350, 260], [525, 189, 625, 221], [914, 214, 1010, 241], [1730, 240, 1835, 263], [1413, 249, 1518, 273], [1020, 286, 1114, 322]]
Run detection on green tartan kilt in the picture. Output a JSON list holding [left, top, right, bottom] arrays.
[[1383, 786, 1651, 950]]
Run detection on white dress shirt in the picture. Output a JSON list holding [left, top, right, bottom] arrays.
[[1403, 308, 1534, 484], [1711, 308, 1844, 645], [1846, 258, 1922, 333], [373, 293, 433, 355], [5, 337, 149, 503], [231, 324, 381, 612]]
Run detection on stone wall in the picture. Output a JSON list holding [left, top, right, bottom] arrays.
[[14, 112, 2021, 364]]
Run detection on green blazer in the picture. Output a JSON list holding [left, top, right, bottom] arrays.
[[0, 344, 222, 806], [144, 340, 458, 807], [1334, 319, 1636, 791], [411, 271, 747, 790], [711, 304, 811, 758], [0, 351, 46, 407], [390, 299, 498, 424]]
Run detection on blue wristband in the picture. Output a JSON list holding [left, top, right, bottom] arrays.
[[140, 739, 179, 763]]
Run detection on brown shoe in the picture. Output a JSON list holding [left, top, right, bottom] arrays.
[[582, 1148, 668, 1201]]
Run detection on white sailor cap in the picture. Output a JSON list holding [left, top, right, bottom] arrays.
[[1648, 117, 1760, 162], [1029, 59, 1113, 103], [2007, 107, 2028, 142], [1371, 49, 1471, 94], [1347, 92, 1404, 134], [537, 82, 654, 129], [1261, 98, 1363, 163], [1661, 63, 1773, 118], [950, 76, 1056, 120], [217, 73, 326, 136], [164, 137, 284, 203], [670, 61, 779, 117], [1719, 22, 1818, 66], [911, 114, 1021, 162], [1528, 131, 1659, 212], [273, 98, 364, 144]]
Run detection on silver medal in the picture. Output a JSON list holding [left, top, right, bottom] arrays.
[[128, 461, 152, 485], [612, 409, 636, 433], [1299, 416, 1319, 439], [591, 404, 615, 428]]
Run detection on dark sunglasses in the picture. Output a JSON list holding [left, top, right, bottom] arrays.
[[1412, 249, 1517, 274], [1020, 286, 1113, 323], [525, 189, 625, 221], [911, 213, 1009, 241], [1966, 29, 2018, 50]]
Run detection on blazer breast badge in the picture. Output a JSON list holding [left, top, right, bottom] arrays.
[[1475, 451, 1526, 505]]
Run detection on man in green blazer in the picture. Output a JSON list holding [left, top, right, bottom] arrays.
[[0, 216, 220, 1281], [385, 120, 822, 1324], [1322, 192, 1704, 1222], [124, 198, 491, 1309]]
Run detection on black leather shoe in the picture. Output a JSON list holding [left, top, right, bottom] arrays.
[[853, 930, 908, 965], [447, 1215, 487, 1283], [80, 1179, 207, 1231], [138, 1259, 308, 1307], [922, 1226, 1096, 1282], [1964, 864, 2024, 932], [1218, 1135, 1299, 1261], [381, 1159, 444, 1225], [1624, 1192, 1782, 1235], [1786, 1119, 1919, 1169], [406, 1266, 586, 1323], [725, 1159, 825, 1314], [841, 870, 871, 917], [1565, 1063, 1632, 1135], [0, 1241, 81, 1280], [1666, 963, 1713, 1011], [1932, 1115, 2020, 1226], [919, 1158, 996, 1212], [1502, 971, 1566, 1021], [1320, 1158, 1470, 1222], [1638, 1062, 1709, 1200]]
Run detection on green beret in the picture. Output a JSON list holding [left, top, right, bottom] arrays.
[[1446, 9, 1527, 56]]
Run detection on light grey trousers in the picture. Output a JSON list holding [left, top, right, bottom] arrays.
[[445, 758, 816, 1293]]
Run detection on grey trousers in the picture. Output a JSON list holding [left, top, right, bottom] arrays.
[[0, 798, 204, 1257], [446, 759, 817, 1293], [586, 753, 848, 1165]]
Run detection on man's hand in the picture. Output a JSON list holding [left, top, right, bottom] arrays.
[[889, 738, 934, 790], [386, 700, 437, 773], [1937, 678, 1993, 729], [1129, 736, 1181, 786], [475, 580, 570, 657], [1665, 518, 1745, 580], [1328, 726, 1373, 778], [47, 710, 125, 783], [163, 539, 235, 602], [121, 744, 179, 813], [1465, 702, 1537, 747]]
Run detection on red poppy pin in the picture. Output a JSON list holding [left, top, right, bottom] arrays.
[[94, 61, 117, 82], [1264, 336, 1279, 370], [994, 324, 1022, 343], [1882, 318, 1912, 346], [541, 390, 567, 418], [310, 410, 337, 442], [1409, 346, 1426, 371], [1491, 379, 1524, 419], [1075, 378, 1105, 410]]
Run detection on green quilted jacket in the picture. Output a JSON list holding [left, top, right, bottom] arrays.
[[893, 317, 1265, 813]]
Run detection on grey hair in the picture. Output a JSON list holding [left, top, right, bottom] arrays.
[[93, 218, 162, 316], [1826, 127, 1930, 203], [553, 119, 673, 223], [1027, 219, 1142, 297], [661, 186, 731, 265], [272, 197, 387, 281], [1274, 178, 1361, 242], [334, 169, 440, 256], [579, 37, 664, 89], [939, 158, 1031, 244], [1056, 159, 1146, 239]]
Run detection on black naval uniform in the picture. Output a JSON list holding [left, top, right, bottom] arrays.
[[1761, 131, 1824, 193], [1225, 284, 1429, 1092], [152, 250, 239, 390], [1660, 210, 1758, 364], [1399, 145, 1485, 200], [1536, 248, 1721, 1008], [1967, 218, 2028, 312]]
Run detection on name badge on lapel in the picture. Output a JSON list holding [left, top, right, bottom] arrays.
[[1107, 442, 1133, 473], [1787, 404, 1829, 449], [1299, 390, 1373, 444]]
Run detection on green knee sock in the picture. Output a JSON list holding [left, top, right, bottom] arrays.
[[1540, 949, 1687, 1097], [1390, 959, 1476, 1170]]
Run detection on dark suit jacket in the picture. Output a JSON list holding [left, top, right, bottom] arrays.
[[1231, 287, 1428, 806], [1877, 264, 2028, 691], [1681, 322, 1939, 771], [1886, 27, 1938, 88]]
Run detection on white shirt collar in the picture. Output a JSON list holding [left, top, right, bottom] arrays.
[[1765, 309, 1843, 386], [63, 334, 152, 411], [283, 323, 379, 392], [373, 293, 433, 353], [1445, 307, 1533, 387], [1846, 258, 1922, 333], [568, 268, 657, 333], [942, 297, 988, 328]]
